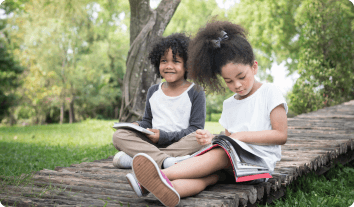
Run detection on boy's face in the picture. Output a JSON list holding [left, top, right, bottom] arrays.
[[221, 61, 259, 100], [159, 48, 185, 83]]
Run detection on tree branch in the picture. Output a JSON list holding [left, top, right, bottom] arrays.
[[153, 0, 181, 36]]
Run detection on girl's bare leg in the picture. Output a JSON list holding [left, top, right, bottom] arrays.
[[162, 148, 230, 180], [171, 174, 219, 198]]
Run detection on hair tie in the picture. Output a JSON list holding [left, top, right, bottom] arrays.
[[211, 30, 229, 48]]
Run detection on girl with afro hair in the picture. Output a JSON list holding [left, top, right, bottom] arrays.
[[129, 21, 288, 206], [112, 33, 207, 197]]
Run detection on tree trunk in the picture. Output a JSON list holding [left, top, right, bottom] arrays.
[[69, 96, 75, 124], [114, 105, 119, 119], [60, 102, 64, 124], [119, 0, 181, 122]]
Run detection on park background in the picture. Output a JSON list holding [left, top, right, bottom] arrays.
[[1, 0, 354, 206]]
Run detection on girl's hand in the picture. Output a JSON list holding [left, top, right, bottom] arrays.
[[196, 129, 214, 145], [146, 128, 160, 144]]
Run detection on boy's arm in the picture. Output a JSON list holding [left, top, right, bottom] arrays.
[[229, 104, 288, 145], [136, 85, 159, 129], [157, 87, 206, 146]]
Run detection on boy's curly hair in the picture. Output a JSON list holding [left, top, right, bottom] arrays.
[[148, 33, 190, 80], [188, 21, 255, 93]]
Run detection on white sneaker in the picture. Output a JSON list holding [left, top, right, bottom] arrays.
[[162, 155, 191, 169], [112, 151, 133, 169], [126, 173, 149, 197]]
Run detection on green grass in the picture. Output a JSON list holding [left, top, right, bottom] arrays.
[[0, 119, 118, 177], [262, 161, 354, 207], [0, 120, 224, 178]]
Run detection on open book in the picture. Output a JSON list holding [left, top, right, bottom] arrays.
[[196, 135, 272, 182], [113, 122, 155, 135]]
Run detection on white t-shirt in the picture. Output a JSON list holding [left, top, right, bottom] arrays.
[[219, 83, 288, 172], [138, 82, 206, 146], [150, 83, 195, 132]]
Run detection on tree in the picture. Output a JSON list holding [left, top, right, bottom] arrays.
[[164, 0, 221, 36], [227, 0, 302, 80], [288, 0, 354, 114], [0, 32, 23, 122], [4, 0, 125, 124], [119, 0, 181, 122]]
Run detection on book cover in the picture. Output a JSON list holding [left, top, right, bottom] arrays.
[[112, 123, 155, 135]]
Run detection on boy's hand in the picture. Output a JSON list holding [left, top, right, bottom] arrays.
[[146, 128, 160, 144], [196, 129, 214, 145]]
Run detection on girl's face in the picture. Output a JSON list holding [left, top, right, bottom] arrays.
[[159, 48, 185, 83], [221, 61, 259, 100]]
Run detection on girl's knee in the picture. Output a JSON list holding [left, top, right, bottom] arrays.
[[211, 147, 231, 168]]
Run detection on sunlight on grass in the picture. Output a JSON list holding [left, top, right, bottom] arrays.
[[0, 120, 224, 177], [0, 119, 117, 177], [205, 122, 224, 134]]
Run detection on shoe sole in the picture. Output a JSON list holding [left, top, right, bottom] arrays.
[[126, 173, 143, 197], [133, 153, 180, 207]]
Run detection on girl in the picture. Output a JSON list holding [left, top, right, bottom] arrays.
[[129, 21, 288, 206], [112, 33, 207, 196]]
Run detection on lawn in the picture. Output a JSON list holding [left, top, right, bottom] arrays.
[[0, 119, 224, 177]]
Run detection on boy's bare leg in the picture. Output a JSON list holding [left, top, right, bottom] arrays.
[[162, 147, 231, 180], [171, 175, 219, 198]]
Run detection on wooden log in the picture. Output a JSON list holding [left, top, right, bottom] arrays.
[[206, 184, 257, 205], [55, 166, 132, 175], [267, 178, 280, 191], [30, 179, 240, 207], [35, 169, 128, 184], [31, 176, 133, 192], [271, 173, 289, 184]]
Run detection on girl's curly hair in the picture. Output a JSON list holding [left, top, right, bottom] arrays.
[[188, 21, 255, 93], [148, 33, 190, 80]]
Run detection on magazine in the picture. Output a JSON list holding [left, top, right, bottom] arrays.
[[196, 135, 272, 182], [112, 122, 155, 135]]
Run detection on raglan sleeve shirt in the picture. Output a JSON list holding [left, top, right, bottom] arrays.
[[158, 86, 206, 145], [137, 84, 206, 146], [136, 85, 159, 129]]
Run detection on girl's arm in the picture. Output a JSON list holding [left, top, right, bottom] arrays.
[[197, 105, 287, 146], [228, 105, 287, 145]]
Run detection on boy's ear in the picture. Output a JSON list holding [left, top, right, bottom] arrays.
[[252, 60, 258, 75]]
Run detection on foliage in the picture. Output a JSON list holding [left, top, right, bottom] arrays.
[[0, 0, 30, 14], [263, 162, 354, 207], [226, 0, 302, 81], [2, 0, 129, 124], [288, 0, 354, 114], [0, 24, 24, 120], [164, 0, 222, 36], [1, 0, 353, 122]]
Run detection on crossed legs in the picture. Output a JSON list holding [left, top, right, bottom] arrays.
[[162, 147, 231, 197]]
